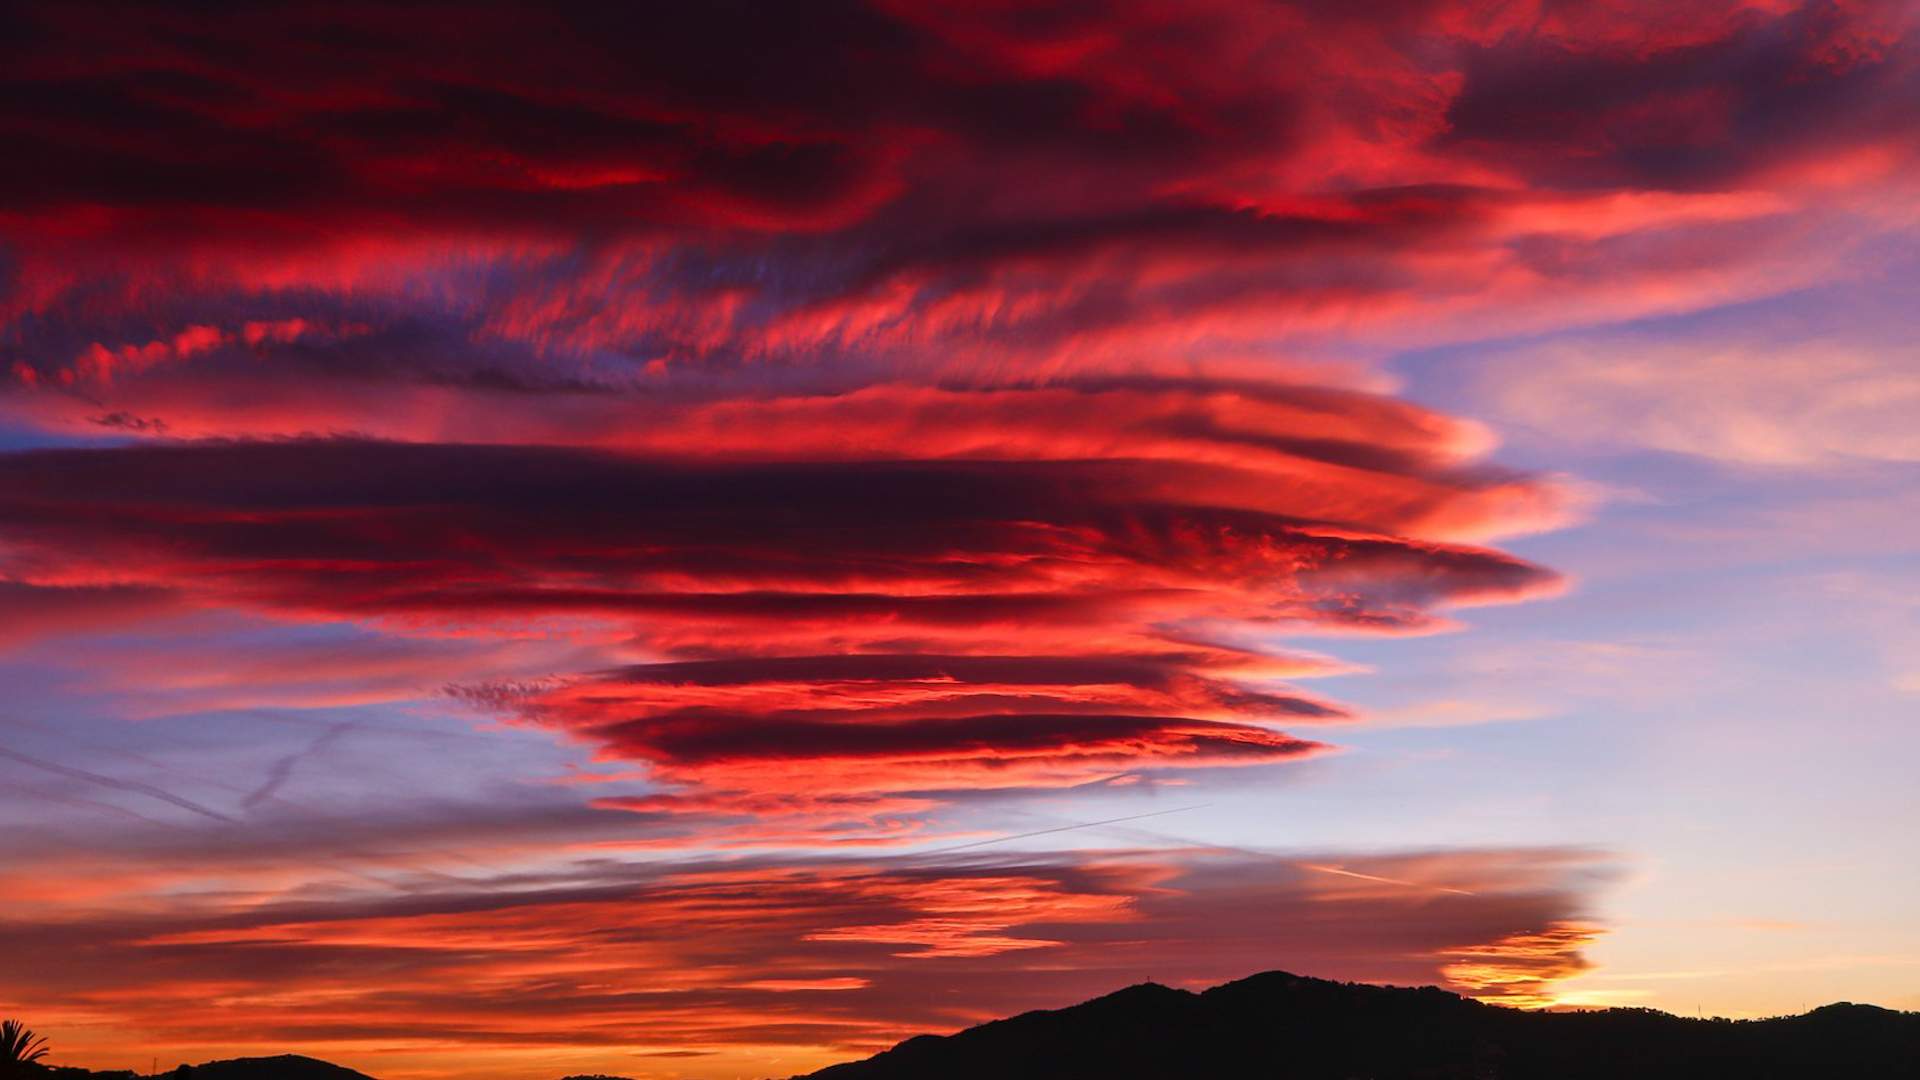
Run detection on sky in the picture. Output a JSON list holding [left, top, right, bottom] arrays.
[[0, 1, 1916, 1077]]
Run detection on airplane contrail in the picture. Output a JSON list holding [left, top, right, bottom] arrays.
[[1066, 819, 1481, 896], [918, 803, 1212, 856], [0, 744, 238, 823], [1298, 862, 1477, 896], [4, 716, 498, 891], [243, 720, 355, 810]]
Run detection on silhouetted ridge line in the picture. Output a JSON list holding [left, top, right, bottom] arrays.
[[793, 969, 1920, 1079], [25, 1054, 376, 1080]]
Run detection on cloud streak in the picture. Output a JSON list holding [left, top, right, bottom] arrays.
[[0, 842, 1612, 1073]]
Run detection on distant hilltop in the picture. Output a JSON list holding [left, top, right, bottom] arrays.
[[793, 970, 1920, 1080]]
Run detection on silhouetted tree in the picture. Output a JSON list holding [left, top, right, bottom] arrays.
[[0, 1020, 50, 1077]]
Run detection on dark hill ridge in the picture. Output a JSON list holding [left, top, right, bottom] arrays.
[[794, 970, 1920, 1080], [30, 1054, 375, 1080], [187, 1056, 374, 1080]]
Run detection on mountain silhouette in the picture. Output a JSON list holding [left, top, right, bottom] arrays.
[[29, 1054, 375, 1080], [177, 1056, 375, 1080], [794, 970, 1920, 1079]]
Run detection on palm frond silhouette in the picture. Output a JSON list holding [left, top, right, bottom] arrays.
[[0, 1019, 49, 1074]]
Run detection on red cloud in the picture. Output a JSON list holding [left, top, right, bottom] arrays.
[[2, 379, 1568, 542], [532, 654, 1339, 803], [3, 0, 1906, 378], [0, 432, 1553, 827], [0, 581, 184, 651]]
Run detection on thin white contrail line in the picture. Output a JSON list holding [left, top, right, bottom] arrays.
[[1297, 862, 1477, 896], [917, 804, 1212, 856], [1090, 819, 1481, 897]]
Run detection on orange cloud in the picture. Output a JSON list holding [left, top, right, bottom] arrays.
[[1, 847, 1610, 1076], [1439, 922, 1606, 1009]]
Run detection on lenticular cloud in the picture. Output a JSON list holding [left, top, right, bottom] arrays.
[[0, 374, 1562, 836]]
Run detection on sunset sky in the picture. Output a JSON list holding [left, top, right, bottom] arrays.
[[1, 2, 1917, 1078]]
